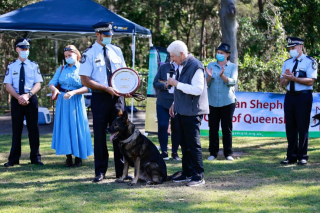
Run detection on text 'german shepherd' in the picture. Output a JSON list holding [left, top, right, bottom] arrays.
[[109, 110, 167, 185]]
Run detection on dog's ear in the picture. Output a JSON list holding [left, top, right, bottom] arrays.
[[123, 110, 128, 120], [118, 109, 123, 116]]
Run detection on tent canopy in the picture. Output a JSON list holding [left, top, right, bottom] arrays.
[[0, 0, 151, 40]]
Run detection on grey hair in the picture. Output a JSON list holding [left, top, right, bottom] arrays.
[[167, 40, 188, 57]]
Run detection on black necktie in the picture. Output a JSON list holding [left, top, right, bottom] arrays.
[[290, 60, 299, 92], [19, 62, 25, 95], [103, 46, 112, 81], [175, 66, 180, 80]]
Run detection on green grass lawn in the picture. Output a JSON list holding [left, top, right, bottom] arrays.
[[1, 134, 320, 213]]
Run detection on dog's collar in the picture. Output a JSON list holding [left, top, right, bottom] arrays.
[[119, 128, 140, 144]]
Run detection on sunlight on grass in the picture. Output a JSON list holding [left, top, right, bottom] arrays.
[[1, 134, 320, 212]]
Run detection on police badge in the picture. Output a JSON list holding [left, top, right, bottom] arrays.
[[80, 54, 87, 64], [5, 68, 9, 76], [37, 66, 41, 74]]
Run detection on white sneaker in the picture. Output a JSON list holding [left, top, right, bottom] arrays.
[[207, 156, 215, 161], [226, 156, 234, 161]]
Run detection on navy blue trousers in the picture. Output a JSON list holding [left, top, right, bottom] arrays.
[[284, 92, 312, 161], [208, 103, 235, 158], [177, 114, 204, 181], [156, 104, 180, 154], [9, 96, 41, 163], [91, 92, 125, 177]]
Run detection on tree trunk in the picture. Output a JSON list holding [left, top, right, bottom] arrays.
[[199, 0, 206, 60], [219, 0, 238, 65]]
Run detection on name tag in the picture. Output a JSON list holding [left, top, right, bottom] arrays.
[[13, 72, 18, 75], [95, 59, 101, 63]]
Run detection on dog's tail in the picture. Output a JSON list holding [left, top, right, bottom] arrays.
[[166, 171, 183, 181]]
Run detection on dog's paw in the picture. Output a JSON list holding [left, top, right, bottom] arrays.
[[128, 182, 137, 186], [146, 181, 155, 185]]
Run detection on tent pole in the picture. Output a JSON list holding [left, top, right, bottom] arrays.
[[130, 32, 136, 122]]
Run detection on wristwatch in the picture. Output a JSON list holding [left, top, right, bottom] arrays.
[[28, 91, 34, 97]]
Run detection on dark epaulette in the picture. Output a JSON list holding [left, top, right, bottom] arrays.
[[29, 60, 39, 65], [284, 57, 292, 62], [8, 60, 17, 66], [306, 55, 316, 62], [83, 45, 93, 53]]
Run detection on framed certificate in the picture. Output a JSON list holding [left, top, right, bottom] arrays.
[[109, 68, 141, 95]]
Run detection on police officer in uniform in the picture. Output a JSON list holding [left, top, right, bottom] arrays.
[[280, 37, 317, 165], [3, 38, 44, 167], [79, 22, 131, 182]]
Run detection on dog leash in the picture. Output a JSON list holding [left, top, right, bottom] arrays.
[[131, 93, 145, 102]]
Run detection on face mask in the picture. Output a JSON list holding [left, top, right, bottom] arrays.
[[20, 50, 30, 59], [65, 55, 77, 64], [290, 49, 299, 58], [216, 53, 225, 62], [102, 37, 112, 45]]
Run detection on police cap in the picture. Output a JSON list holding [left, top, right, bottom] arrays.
[[286, 37, 304, 47], [15, 38, 31, 49], [217, 43, 231, 53], [92, 22, 114, 36]]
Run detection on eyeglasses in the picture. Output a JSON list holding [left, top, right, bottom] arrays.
[[64, 47, 75, 52]]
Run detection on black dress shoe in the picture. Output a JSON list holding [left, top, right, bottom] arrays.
[[280, 159, 296, 165], [74, 157, 82, 167], [93, 174, 105, 182], [31, 161, 44, 165], [115, 175, 134, 180], [65, 155, 73, 167], [4, 161, 19, 167], [298, 159, 307, 165]]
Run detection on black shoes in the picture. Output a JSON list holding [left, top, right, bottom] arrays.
[[280, 159, 296, 165], [93, 174, 106, 182], [186, 179, 205, 187], [172, 153, 181, 161], [31, 161, 44, 165], [4, 161, 19, 167], [74, 157, 82, 167], [172, 174, 191, 183], [161, 152, 169, 160], [65, 155, 73, 167], [298, 159, 307, 165]]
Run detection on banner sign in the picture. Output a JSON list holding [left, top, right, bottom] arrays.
[[200, 92, 320, 137]]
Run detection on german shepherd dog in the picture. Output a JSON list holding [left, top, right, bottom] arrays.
[[109, 110, 167, 185]]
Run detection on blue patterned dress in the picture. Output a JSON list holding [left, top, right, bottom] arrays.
[[49, 62, 93, 159]]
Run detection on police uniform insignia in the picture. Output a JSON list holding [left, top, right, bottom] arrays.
[[307, 56, 318, 70], [80, 54, 87, 64], [83, 45, 92, 53], [37, 66, 41, 74], [5, 68, 9, 76]]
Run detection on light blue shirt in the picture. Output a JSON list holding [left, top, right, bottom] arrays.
[[4, 58, 43, 93], [49, 62, 90, 92], [206, 61, 238, 107], [78, 41, 126, 87], [281, 54, 317, 91]]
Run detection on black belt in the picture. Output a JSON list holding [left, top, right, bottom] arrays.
[[92, 89, 108, 93], [287, 90, 312, 95], [60, 88, 73, 93]]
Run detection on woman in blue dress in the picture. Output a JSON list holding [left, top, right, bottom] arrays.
[[49, 45, 93, 167]]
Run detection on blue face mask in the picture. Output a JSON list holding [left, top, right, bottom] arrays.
[[290, 49, 299, 58], [216, 53, 225, 62], [65, 56, 76, 65], [20, 50, 30, 59], [102, 37, 112, 45]]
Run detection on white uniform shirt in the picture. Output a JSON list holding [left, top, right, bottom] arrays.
[[281, 54, 317, 91], [4, 58, 43, 93], [79, 41, 126, 87]]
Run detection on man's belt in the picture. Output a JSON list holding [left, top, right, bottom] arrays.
[[92, 89, 108, 93], [287, 90, 312, 95]]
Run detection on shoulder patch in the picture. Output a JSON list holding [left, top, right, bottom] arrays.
[[5, 68, 9, 76], [306, 56, 318, 70], [80, 54, 87, 64], [37, 65, 41, 74], [83, 45, 93, 54]]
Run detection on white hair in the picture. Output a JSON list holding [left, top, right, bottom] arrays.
[[167, 40, 188, 57]]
